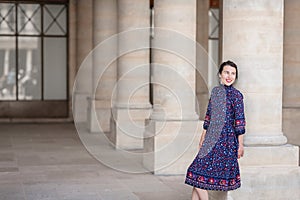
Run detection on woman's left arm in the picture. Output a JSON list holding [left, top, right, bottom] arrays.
[[234, 91, 246, 159]]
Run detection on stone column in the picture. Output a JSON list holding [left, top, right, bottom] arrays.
[[223, 0, 287, 146], [150, 0, 198, 121], [283, 0, 300, 146], [221, 0, 300, 199], [222, 0, 288, 145], [74, 0, 93, 122], [110, 0, 151, 149], [143, 0, 201, 175], [196, 0, 209, 118], [87, 0, 117, 133]]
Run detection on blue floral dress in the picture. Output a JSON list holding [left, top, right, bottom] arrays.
[[185, 85, 246, 191]]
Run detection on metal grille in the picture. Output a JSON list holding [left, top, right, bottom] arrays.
[[0, 3, 15, 34], [44, 4, 67, 35], [18, 4, 41, 34]]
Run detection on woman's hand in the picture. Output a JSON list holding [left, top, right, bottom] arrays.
[[198, 130, 207, 149], [238, 144, 244, 159], [199, 138, 204, 149], [237, 134, 244, 159]]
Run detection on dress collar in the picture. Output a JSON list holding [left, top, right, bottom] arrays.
[[221, 84, 233, 89]]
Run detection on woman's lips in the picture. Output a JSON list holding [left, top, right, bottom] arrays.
[[226, 79, 232, 83]]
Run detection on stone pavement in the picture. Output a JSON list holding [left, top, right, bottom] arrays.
[[0, 123, 192, 200]]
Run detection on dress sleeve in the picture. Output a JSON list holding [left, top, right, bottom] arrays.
[[234, 91, 246, 136], [203, 97, 212, 130]]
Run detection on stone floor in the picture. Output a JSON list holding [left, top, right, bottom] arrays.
[[0, 123, 192, 200]]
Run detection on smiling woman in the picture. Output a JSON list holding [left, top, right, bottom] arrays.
[[185, 60, 246, 200], [218, 60, 238, 86]]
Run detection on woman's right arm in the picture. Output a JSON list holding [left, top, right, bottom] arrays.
[[200, 96, 211, 149]]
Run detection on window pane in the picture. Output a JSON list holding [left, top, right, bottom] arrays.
[[43, 37, 66, 100], [0, 37, 16, 100], [209, 9, 219, 39], [0, 3, 16, 34], [18, 4, 41, 35], [43, 5, 67, 35], [18, 37, 41, 100]]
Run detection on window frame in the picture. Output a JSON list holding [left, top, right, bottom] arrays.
[[0, 0, 69, 118], [0, 0, 69, 101]]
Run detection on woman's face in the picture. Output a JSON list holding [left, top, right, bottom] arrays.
[[219, 65, 236, 86]]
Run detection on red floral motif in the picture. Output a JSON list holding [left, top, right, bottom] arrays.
[[198, 176, 205, 183], [235, 119, 246, 127], [188, 172, 193, 178], [236, 175, 240, 180], [230, 179, 236, 185], [208, 178, 215, 184], [205, 115, 210, 121], [220, 179, 227, 186]]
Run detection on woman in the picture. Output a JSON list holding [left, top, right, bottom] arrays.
[[185, 60, 246, 200]]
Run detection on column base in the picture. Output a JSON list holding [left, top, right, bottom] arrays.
[[73, 93, 90, 122], [229, 166, 300, 200], [239, 144, 299, 166], [244, 134, 288, 146], [150, 110, 199, 121], [110, 107, 151, 149], [204, 145, 300, 200], [143, 119, 202, 175], [207, 166, 300, 200], [232, 145, 299, 199], [87, 99, 111, 133], [114, 102, 152, 109]]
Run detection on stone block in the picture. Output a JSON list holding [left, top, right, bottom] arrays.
[[239, 145, 299, 167], [73, 93, 89, 122], [110, 108, 151, 149], [87, 99, 111, 133], [229, 166, 300, 200], [143, 120, 203, 175]]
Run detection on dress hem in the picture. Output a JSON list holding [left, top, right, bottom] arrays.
[[185, 178, 241, 191]]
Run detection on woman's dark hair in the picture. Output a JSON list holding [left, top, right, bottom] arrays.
[[218, 60, 238, 79]]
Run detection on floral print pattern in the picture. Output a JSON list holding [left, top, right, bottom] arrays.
[[185, 85, 246, 191]]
